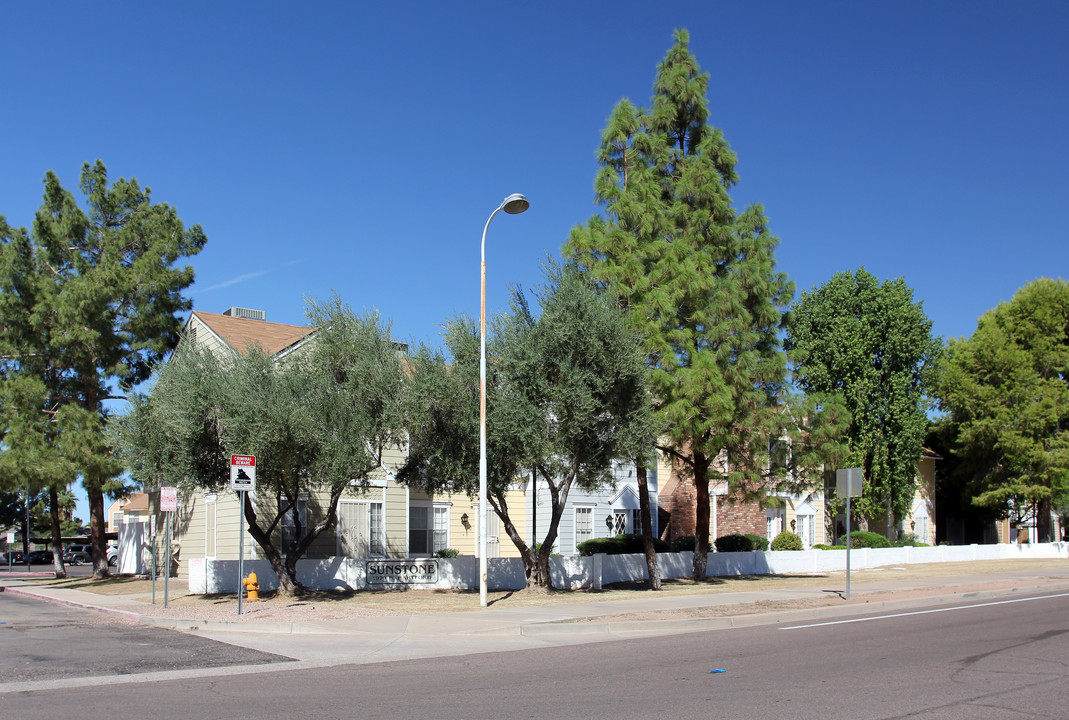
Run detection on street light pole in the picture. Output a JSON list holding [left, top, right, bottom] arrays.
[[480, 192, 529, 608]]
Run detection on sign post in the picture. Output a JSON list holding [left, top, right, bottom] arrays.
[[836, 468, 863, 599], [230, 456, 256, 615], [160, 487, 178, 608]]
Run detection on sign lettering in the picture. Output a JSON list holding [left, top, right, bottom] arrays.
[[366, 560, 439, 585]]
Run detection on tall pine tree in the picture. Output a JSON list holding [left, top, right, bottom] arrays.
[[0, 162, 204, 576], [566, 30, 793, 580]]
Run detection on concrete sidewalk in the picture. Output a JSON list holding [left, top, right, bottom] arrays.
[[5, 561, 1069, 661]]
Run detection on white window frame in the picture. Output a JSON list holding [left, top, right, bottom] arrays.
[[409, 502, 450, 557], [574, 505, 594, 553], [766, 507, 783, 544], [337, 499, 385, 558], [204, 494, 217, 560]]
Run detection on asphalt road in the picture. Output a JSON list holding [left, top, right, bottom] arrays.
[[3, 590, 1069, 719], [0, 591, 291, 684]]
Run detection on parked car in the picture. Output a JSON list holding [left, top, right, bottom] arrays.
[[1, 551, 26, 563], [62, 543, 117, 566], [26, 550, 54, 565], [64, 544, 91, 565]]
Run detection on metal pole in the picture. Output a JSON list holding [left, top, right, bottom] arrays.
[[479, 209, 494, 608], [164, 511, 171, 608], [846, 492, 851, 600], [479, 194, 528, 608], [238, 490, 245, 616], [151, 517, 157, 605]]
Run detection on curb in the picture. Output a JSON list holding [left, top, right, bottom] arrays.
[[7, 577, 1069, 640], [517, 580, 1069, 637]]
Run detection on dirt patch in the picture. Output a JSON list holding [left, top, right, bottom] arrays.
[[24, 558, 1069, 624]]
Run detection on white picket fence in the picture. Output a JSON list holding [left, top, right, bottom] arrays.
[[187, 542, 1069, 594]]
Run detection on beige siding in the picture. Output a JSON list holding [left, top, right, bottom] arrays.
[[187, 315, 234, 358], [384, 482, 408, 557]]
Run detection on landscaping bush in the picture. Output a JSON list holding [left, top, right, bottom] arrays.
[[434, 548, 459, 558], [714, 534, 754, 553], [577, 534, 670, 556], [532, 543, 561, 558], [671, 535, 696, 552], [845, 531, 891, 548], [813, 543, 846, 550], [770, 531, 803, 551], [746, 533, 769, 551], [891, 533, 928, 548]]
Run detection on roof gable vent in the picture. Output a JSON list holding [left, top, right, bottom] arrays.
[[223, 307, 266, 321]]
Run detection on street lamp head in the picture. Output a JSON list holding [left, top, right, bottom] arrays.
[[501, 193, 529, 215]]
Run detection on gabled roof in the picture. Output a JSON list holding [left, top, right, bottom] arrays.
[[121, 492, 149, 512], [188, 311, 314, 357]]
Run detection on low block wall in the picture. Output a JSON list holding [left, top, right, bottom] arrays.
[[186, 542, 1068, 594]]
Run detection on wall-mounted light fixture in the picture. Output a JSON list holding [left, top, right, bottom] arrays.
[[461, 513, 470, 527], [605, 515, 614, 530]]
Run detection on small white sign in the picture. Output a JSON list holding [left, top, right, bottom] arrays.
[[230, 454, 257, 491], [160, 487, 178, 512], [836, 468, 863, 498], [6, 532, 13, 544]]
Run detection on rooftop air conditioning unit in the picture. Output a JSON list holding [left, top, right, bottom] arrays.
[[223, 307, 266, 321]]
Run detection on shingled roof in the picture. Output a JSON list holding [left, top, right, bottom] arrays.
[[188, 310, 314, 356]]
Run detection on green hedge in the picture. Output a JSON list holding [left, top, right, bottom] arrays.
[[714, 534, 754, 553], [770, 531, 803, 551], [671, 535, 696, 552], [844, 531, 891, 548], [577, 534, 670, 556], [746, 533, 769, 551]]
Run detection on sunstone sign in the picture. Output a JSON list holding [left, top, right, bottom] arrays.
[[366, 560, 438, 585]]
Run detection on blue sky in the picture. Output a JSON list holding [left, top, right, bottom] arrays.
[[3, 2, 1067, 521]]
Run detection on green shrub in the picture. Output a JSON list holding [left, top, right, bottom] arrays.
[[671, 535, 696, 552], [532, 543, 561, 558], [812, 543, 846, 550], [891, 533, 929, 548], [577, 534, 670, 556], [714, 534, 754, 553], [434, 548, 459, 558], [845, 531, 891, 548], [746, 533, 769, 551], [770, 531, 803, 551]]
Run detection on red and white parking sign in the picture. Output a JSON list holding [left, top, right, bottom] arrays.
[[230, 454, 256, 491], [160, 486, 178, 512]]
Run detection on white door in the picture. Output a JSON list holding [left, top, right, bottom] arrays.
[[477, 507, 501, 558]]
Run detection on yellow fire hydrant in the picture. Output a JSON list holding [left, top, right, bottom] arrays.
[[242, 572, 260, 602]]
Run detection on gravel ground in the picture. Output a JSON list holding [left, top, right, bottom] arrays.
[[24, 558, 1069, 626]]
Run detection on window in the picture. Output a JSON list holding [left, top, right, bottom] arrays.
[[575, 506, 593, 551], [766, 508, 783, 542], [205, 494, 217, 559], [339, 501, 384, 558], [633, 509, 643, 536], [280, 496, 307, 557], [409, 505, 449, 556], [369, 502, 384, 556]]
